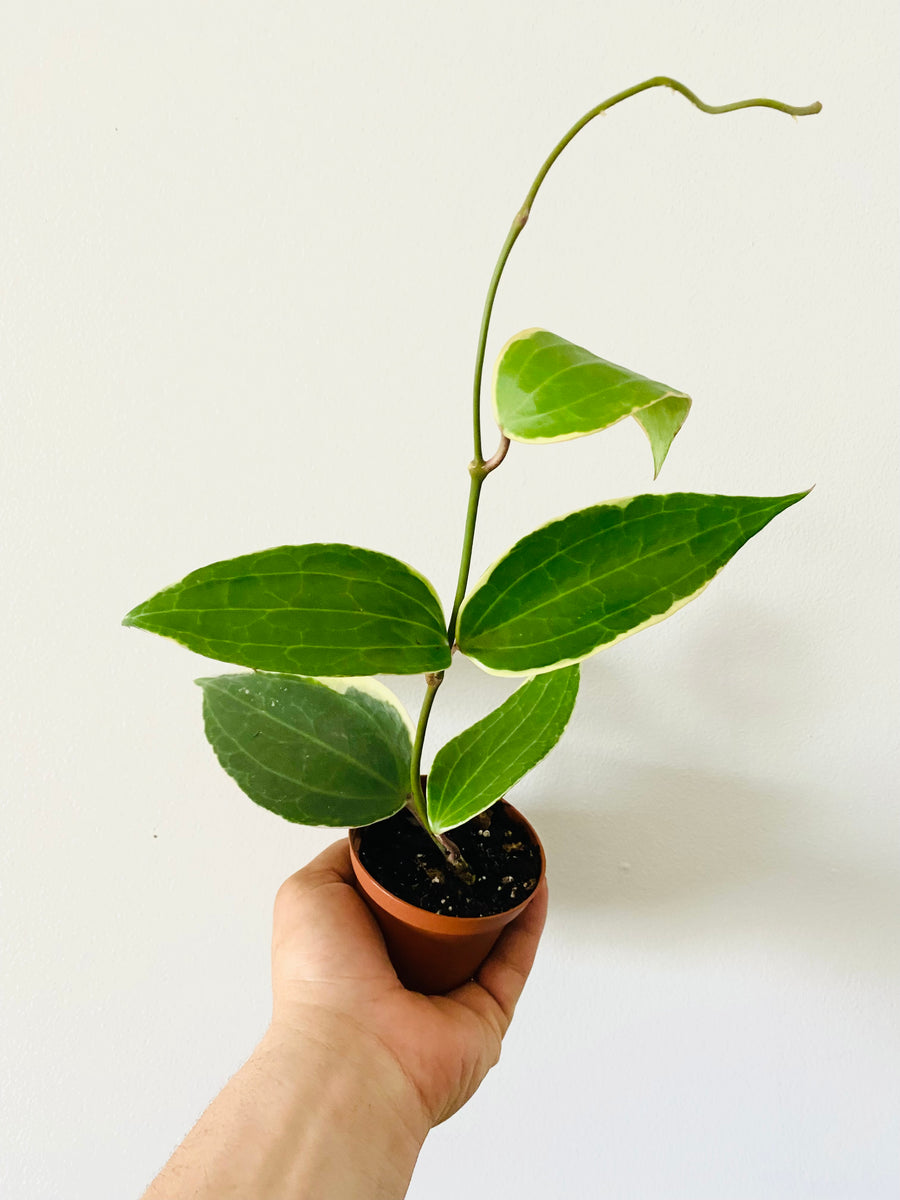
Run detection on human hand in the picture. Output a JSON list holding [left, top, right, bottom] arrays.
[[268, 838, 548, 1131], [140, 839, 545, 1200]]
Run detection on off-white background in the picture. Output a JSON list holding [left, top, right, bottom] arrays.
[[2, 3, 898, 1197]]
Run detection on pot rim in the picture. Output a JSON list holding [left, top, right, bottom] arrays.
[[348, 800, 545, 934]]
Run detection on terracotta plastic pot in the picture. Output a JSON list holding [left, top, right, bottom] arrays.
[[348, 801, 545, 995]]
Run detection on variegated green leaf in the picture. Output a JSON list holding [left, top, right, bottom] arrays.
[[457, 491, 809, 675], [493, 328, 691, 477], [123, 544, 451, 675], [427, 666, 580, 834], [197, 672, 414, 827]]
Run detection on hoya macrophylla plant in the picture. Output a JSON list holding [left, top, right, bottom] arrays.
[[124, 76, 819, 873]]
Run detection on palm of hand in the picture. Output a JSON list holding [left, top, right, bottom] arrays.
[[270, 841, 547, 1126]]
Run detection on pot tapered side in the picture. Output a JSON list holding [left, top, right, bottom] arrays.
[[348, 801, 545, 994]]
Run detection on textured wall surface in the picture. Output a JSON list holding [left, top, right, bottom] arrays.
[[2, 3, 898, 1197]]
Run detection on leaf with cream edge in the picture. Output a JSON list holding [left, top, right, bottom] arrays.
[[196, 672, 414, 827], [123, 544, 451, 676], [427, 665, 580, 835], [456, 491, 809, 675], [493, 328, 691, 478]]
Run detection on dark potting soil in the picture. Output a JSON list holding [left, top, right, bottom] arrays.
[[356, 802, 542, 918]]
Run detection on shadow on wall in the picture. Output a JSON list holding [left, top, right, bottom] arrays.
[[536, 765, 785, 910], [535, 768, 900, 982], [567, 596, 822, 752]]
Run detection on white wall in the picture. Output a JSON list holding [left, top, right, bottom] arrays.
[[2, 3, 898, 1197]]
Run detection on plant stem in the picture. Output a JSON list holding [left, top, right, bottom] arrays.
[[407, 672, 475, 881], [407, 76, 821, 850], [408, 674, 462, 856], [457, 77, 820, 643], [407, 671, 443, 841]]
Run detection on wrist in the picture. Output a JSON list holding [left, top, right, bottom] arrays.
[[143, 1018, 429, 1200], [255, 1018, 429, 1195]]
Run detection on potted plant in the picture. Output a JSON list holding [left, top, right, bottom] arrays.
[[124, 77, 820, 994]]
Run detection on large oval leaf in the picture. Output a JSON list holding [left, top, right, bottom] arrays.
[[123, 544, 451, 675], [457, 491, 808, 675], [493, 328, 691, 477], [427, 666, 580, 834], [197, 673, 414, 827]]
